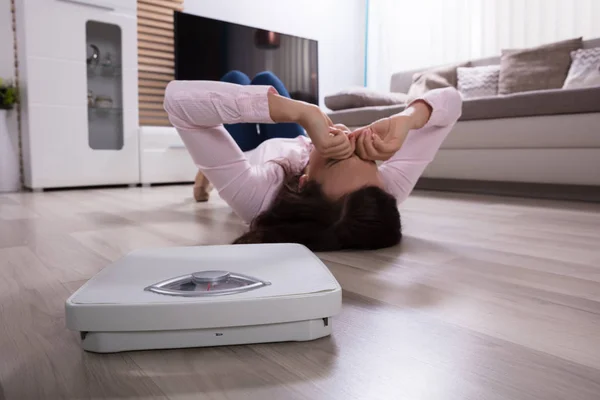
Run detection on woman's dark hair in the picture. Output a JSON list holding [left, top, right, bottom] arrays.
[[233, 168, 401, 251]]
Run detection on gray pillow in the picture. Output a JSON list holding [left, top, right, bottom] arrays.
[[407, 61, 471, 99], [324, 88, 409, 111], [563, 47, 600, 89], [457, 65, 500, 98], [498, 37, 583, 94]]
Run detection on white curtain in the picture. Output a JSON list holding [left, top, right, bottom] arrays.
[[366, 0, 600, 91]]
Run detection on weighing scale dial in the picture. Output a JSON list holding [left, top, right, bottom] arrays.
[[145, 270, 271, 297]]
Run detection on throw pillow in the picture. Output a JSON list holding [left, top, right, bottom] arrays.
[[407, 61, 471, 99], [457, 65, 500, 98], [324, 87, 409, 111], [563, 47, 600, 89], [498, 37, 583, 94]]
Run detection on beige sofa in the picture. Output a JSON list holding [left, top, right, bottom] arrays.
[[328, 38, 600, 199]]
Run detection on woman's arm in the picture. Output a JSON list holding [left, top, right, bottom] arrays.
[[164, 80, 286, 223], [378, 87, 463, 202], [399, 100, 433, 129], [353, 100, 433, 161], [268, 92, 354, 160]]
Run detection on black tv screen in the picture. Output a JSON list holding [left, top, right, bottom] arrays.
[[174, 12, 319, 105]]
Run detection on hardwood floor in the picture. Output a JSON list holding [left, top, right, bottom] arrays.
[[1, 185, 600, 400]]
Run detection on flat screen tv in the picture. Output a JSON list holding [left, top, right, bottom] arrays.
[[174, 12, 319, 105]]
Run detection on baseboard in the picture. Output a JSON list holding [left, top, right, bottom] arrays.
[[415, 178, 600, 203]]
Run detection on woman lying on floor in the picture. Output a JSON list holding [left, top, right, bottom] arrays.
[[164, 71, 462, 251]]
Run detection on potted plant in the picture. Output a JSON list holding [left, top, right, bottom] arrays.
[[0, 78, 18, 110], [0, 77, 20, 192]]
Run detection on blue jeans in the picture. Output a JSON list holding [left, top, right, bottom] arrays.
[[220, 71, 306, 152]]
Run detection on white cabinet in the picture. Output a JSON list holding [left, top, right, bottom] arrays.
[[16, 0, 139, 189], [139, 126, 198, 185]]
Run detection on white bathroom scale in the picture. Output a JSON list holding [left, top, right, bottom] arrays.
[[65, 243, 342, 353]]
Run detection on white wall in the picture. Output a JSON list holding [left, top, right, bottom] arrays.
[[367, 0, 600, 91], [0, 0, 20, 192], [0, 3, 14, 80], [183, 0, 367, 105]]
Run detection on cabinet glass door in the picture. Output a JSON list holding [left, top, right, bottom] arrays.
[[86, 20, 124, 150]]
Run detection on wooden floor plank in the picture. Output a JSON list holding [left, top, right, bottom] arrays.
[[1, 186, 599, 399], [0, 246, 168, 399]]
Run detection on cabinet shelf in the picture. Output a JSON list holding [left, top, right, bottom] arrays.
[[88, 106, 122, 115], [87, 64, 122, 78]]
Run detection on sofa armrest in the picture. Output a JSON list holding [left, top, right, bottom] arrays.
[[328, 104, 406, 128]]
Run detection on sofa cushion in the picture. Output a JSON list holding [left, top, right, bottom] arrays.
[[461, 87, 600, 120], [457, 65, 500, 98], [324, 88, 409, 111], [329, 87, 600, 126], [407, 61, 471, 99], [498, 37, 583, 94], [563, 47, 600, 89]]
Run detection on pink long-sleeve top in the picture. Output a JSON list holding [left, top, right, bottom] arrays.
[[164, 81, 462, 224]]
